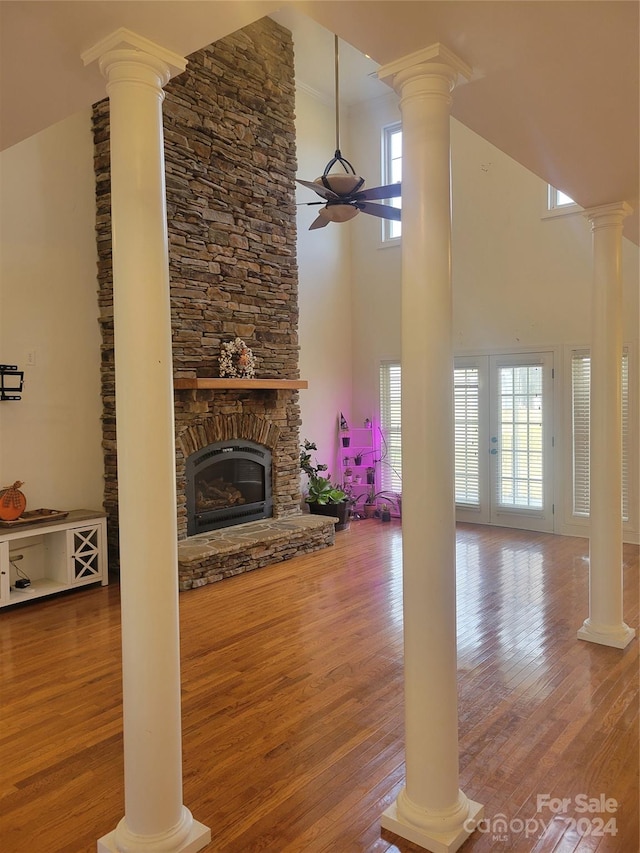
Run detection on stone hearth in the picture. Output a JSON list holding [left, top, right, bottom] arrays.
[[178, 515, 336, 590]]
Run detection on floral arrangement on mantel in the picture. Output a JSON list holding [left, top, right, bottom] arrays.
[[218, 337, 256, 379]]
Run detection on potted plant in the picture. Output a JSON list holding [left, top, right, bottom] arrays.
[[300, 440, 350, 531], [340, 412, 350, 447], [363, 485, 379, 519], [362, 488, 401, 520], [353, 449, 374, 467]]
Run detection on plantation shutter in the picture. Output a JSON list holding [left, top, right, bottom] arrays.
[[622, 353, 629, 522], [379, 362, 402, 491], [571, 349, 629, 521], [572, 352, 591, 516], [454, 366, 481, 506]]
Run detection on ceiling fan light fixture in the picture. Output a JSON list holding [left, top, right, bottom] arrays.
[[316, 173, 364, 196], [320, 204, 359, 223]]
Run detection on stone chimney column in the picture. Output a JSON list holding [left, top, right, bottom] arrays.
[[82, 29, 210, 852], [577, 202, 635, 649], [377, 45, 483, 852]]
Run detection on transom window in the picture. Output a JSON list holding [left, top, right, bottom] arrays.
[[548, 185, 578, 210]]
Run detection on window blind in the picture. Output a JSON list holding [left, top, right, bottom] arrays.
[[454, 367, 480, 505], [571, 350, 629, 521], [572, 352, 591, 516], [622, 353, 629, 522], [380, 362, 482, 501], [379, 362, 402, 491]]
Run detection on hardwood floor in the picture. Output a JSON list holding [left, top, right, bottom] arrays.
[[0, 521, 637, 853]]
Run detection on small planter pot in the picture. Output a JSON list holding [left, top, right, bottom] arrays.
[[341, 436, 351, 448], [380, 509, 391, 522], [363, 504, 376, 519]]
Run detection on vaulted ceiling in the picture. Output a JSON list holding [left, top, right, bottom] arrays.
[[1, 1, 638, 243]]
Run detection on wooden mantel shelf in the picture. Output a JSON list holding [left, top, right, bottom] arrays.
[[174, 378, 308, 390]]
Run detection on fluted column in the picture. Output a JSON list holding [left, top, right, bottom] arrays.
[[378, 45, 483, 852], [577, 202, 635, 649], [82, 30, 210, 852]]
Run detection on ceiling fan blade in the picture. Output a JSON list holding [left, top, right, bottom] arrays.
[[357, 202, 402, 221], [309, 214, 330, 230], [353, 182, 402, 202], [296, 179, 339, 201]]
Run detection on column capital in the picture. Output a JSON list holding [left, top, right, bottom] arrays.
[[378, 43, 472, 94], [81, 27, 186, 84], [584, 201, 633, 230]]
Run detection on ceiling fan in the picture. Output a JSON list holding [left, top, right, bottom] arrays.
[[297, 35, 401, 231]]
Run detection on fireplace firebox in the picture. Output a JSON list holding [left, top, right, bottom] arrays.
[[186, 440, 272, 535]]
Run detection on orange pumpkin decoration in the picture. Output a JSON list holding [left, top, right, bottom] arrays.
[[0, 480, 26, 521]]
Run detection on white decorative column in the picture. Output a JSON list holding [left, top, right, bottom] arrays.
[[378, 45, 483, 852], [577, 202, 635, 649], [82, 30, 211, 852]]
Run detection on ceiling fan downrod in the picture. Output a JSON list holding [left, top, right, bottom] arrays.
[[319, 36, 362, 188], [296, 33, 402, 229]]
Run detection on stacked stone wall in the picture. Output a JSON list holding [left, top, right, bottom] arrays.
[[92, 18, 301, 556]]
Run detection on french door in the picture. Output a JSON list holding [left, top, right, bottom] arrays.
[[455, 352, 555, 532]]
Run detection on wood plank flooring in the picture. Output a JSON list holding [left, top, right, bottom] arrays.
[[0, 521, 637, 853]]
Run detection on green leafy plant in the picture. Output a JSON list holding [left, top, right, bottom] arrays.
[[365, 485, 386, 505], [300, 440, 348, 505], [364, 487, 402, 513]]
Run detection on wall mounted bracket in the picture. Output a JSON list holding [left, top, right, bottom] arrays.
[[0, 365, 24, 401]]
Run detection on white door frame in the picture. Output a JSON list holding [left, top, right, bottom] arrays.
[[455, 351, 556, 533]]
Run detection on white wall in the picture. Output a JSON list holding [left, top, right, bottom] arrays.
[[295, 85, 354, 482], [0, 85, 355, 515], [451, 120, 639, 351], [0, 110, 103, 511], [1, 84, 636, 534], [347, 92, 640, 538], [348, 94, 403, 427]]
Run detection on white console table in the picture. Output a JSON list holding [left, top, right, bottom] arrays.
[[0, 510, 108, 609]]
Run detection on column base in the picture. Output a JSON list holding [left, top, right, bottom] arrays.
[[381, 797, 484, 853], [97, 815, 211, 853], [577, 618, 636, 649]]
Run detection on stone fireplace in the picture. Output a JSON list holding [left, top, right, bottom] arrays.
[[174, 401, 296, 542], [173, 393, 335, 590], [185, 438, 272, 535], [93, 18, 337, 585]]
